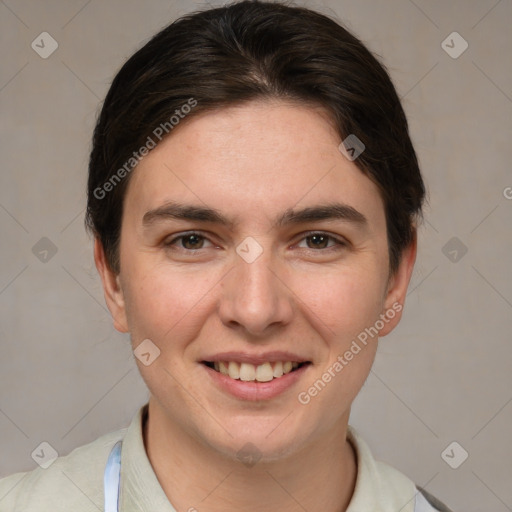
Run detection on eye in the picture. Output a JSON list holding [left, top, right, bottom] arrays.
[[296, 232, 347, 251], [163, 231, 347, 254], [164, 232, 214, 251]]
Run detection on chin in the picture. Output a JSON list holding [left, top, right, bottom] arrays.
[[202, 415, 314, 465]]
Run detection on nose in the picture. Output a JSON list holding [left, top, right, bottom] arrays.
[[218, 250, 294, 337]]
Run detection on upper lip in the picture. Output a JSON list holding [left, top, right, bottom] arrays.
[[201, 351, 310, 366]]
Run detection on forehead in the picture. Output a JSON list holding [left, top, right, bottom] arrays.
[[123, 100, 386, 232]]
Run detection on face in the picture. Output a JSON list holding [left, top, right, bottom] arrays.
[[96, 100, 415, 462]]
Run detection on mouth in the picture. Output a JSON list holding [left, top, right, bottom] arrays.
[[201, 360, 311, 383]]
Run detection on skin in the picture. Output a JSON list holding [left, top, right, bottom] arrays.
[[95, 100, 416, 511]]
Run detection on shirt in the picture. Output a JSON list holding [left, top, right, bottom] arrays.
[[0, 403, 452, 511]]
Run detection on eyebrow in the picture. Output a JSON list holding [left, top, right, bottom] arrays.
[[142, 201, 368, 229]]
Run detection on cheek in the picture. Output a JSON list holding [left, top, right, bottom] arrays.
[[121, 263, 216, 345], [295, 265, 386, 344], [295, 270, 383, 424]]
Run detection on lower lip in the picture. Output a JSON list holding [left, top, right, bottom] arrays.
[[202, 364, 310, 401]]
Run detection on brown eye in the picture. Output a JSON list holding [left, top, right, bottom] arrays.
[[180, 234, 205, 250], [164, 232, 213, 251], [306, 234, 330, 249], [297, 232, 346, 251]]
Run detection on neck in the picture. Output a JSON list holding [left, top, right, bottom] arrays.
[[143, 398, 357, 512]]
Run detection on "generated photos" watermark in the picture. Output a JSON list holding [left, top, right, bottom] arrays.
[[298, 301, 402, 405], [93, 98, 198, 200]]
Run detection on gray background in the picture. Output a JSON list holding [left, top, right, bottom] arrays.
[[1, 0, 511, 510]]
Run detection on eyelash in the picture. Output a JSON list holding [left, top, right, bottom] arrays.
[[163, 231, 348, 253]]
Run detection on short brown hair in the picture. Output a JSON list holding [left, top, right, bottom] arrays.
[[86, 0, 425, 275]]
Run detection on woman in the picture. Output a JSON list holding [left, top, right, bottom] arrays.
[[0, 1, 453, 510]]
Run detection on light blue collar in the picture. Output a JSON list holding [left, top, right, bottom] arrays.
[[104, 440, 122, 512]]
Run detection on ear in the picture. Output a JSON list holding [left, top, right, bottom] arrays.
[[94, 238, 129, 333], [378, 231, 417, 337]]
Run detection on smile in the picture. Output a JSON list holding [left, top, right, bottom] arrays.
[[202, 360, 310, 383]]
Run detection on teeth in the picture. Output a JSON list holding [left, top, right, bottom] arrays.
[[239, 363, 256, 381], [211, 361, 304, 382], [273, 361, 283, 378], [256, 362, 274, 382], [228, 361, 240, 380], [219, 361, 229, 375]]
